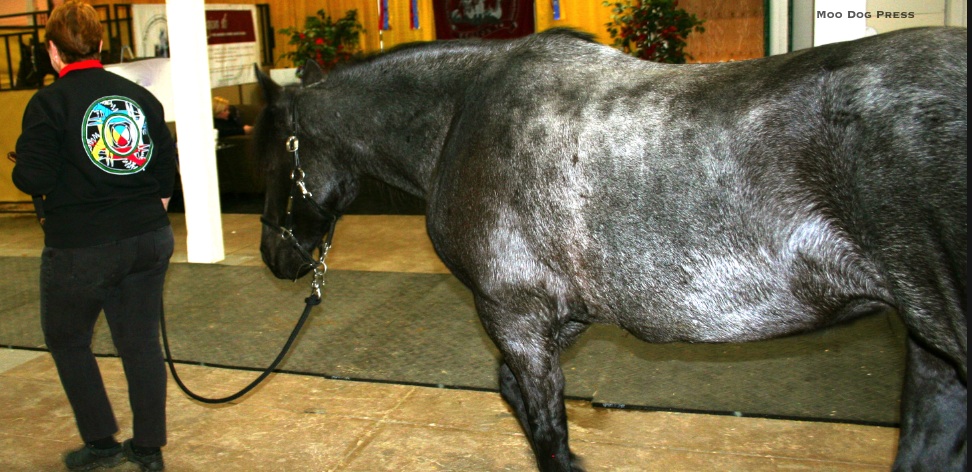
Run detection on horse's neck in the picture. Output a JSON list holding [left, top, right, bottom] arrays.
[[321, 48, 490, 199]]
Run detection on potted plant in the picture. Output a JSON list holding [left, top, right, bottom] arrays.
[[604, 0, 704, 63], [279, 9, 365, 74]]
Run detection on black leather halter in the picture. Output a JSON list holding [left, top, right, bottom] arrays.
[[260, 98, 340, 297]]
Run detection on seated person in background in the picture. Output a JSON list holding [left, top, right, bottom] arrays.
[[212, 96, 253, 139]]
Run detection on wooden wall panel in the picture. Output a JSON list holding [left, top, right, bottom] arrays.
[[87, 1, 765, 65], [535, 0, 615, 44], [316, 0, 437, 53], [535, 0, 765, 63], [682, 0, 765, 62]]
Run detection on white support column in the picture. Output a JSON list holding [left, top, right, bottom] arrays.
[[166, 0, 225, 263], [945, 0, 967, 27], [768, 0, 790, 55]]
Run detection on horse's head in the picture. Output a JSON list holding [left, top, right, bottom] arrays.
[[255, 64, 359, 280]]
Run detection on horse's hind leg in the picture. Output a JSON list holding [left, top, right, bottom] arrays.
[[894, 336, 967, 472], [880, 229, 967, 469], [478, 297, 587, 472], [498, 358, 579, 471]]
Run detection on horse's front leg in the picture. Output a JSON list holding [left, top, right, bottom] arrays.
[[477, 297, 585, 472]]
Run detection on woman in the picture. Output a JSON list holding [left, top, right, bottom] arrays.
[[12, 2, 177, 470], [212, 95, 253, 139]]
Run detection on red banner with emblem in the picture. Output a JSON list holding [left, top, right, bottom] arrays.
[[433, 0, 535, 40], [205, 10, 257, 45]]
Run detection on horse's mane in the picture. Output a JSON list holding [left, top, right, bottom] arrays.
[[329, 27, 597, 75], [330, 38, 488, 75], [536, 27, 597, 43]]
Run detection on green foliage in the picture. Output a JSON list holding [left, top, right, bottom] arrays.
[[604, 0, 704, 63], [279, 9, 365, 73]]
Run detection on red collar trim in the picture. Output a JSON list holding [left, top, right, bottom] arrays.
[[59, 59, 104, 78]]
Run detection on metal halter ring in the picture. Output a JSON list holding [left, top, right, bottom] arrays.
[[286, 136, 299, 153]]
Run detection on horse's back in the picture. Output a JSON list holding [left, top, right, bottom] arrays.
[[429, 27, 966, 347]]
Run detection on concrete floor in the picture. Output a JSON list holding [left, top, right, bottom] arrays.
[[0, 212, 899, 471]]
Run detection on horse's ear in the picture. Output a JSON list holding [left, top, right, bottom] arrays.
[[255, 64, 281, 104], [301, 60, 325, 86]]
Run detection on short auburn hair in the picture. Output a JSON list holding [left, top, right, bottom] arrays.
[[45, 1, 102, 64]]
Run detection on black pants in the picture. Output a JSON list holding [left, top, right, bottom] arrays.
[[41, 226, 174, 448]]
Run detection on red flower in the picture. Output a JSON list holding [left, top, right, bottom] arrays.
[[315, 37, 324, 45]]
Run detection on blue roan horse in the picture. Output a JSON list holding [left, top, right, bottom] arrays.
[[257, 27, 966, 471]]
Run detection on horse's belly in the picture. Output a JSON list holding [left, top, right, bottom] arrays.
[[591, 270, 880, 344], [578, 221, 891, 344]]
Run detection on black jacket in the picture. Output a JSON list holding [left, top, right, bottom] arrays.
[[14, 62, 177, 248]]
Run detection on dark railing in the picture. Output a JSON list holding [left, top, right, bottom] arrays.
[[0, 5, 129, 91], [257, 4, 274, 66], [1, 4, 274, 92]]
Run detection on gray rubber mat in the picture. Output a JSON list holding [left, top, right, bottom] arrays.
[[0, 256, 904, 424]]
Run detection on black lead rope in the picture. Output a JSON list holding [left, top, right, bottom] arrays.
[[159, 293, 321, 404], [159, 216, 335, 404], [159, 96, 341, 404]]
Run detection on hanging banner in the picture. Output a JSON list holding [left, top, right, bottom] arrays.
[[410, 0, 421, 29], [130, 4, 260, 87], [204, 6, 259, 86], [433, 0, 535, 39], [104, 58, 175, 121], [132, 4, 169, 58], [379, 0, 391, 31], [206, 9, 257, 45]]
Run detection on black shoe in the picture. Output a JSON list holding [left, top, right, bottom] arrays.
[[63, 442, 124, 470], [123, 439, 164, 471]]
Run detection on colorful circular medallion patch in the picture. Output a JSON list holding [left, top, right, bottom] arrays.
[[82, 96, 153, 174]]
